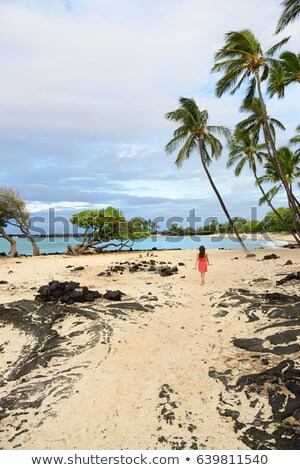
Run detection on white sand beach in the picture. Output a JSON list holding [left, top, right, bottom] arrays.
[[0, 238, 299, 450]]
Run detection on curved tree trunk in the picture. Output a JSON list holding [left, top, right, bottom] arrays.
[[67, 244, 91, 255], [253, 168, 300, 246], [198, 141, 252, 255], [0, 227, 18, 257], [28, 235, 40, 256], [21, 229, 40, 256], [254, 70, 300, 234], [67, 239, 134, 255]]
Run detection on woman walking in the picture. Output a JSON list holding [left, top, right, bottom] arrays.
[[195, 245, 209, 286]]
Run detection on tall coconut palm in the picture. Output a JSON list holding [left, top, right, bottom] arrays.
[[212, 29, 300, 228], [259, 147, 300, 232], [228, 134, 300, 243], [267, 51, 300, 98], [276, 0, 300, 33], [165, 97, 251, 255]]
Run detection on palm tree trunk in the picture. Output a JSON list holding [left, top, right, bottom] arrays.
[[0, 227, 18, 257], [254, 69, 300, 231], [198, 140, 251, 255], [253, 168, 300, 245]]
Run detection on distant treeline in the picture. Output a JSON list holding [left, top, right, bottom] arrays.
[[8, 207, 296, 238], [159, 207, 296, 235]]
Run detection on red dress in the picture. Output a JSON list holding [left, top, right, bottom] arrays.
[[198, 254, 208, 273]]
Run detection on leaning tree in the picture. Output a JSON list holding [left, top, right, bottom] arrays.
[[0, 187, 40, 256], [164, 97, 252, 255], [67, 206, 149, 255]]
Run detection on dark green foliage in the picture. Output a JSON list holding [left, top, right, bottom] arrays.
[[261, 207, 295, 232]]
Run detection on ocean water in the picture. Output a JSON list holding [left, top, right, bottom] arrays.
[[0, 234, 287, 256]]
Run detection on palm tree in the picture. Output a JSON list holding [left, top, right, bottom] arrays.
[[228, 134, 300, 244], [259, 147, 300, 233], [212, 29, 300, 229], [267, 51, 300, 98], [276, 0, 300, 33], [165, 97, 251, 255], [235, 98, 285, 143], [264, 146, 300, 188]]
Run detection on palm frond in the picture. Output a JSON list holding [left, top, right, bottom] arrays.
[[165, 132, 190, 155], [234, 157, 248, 176], [290, 125, 300, 145], [242, 78, 256, 106], [270, 118, 286, 131], [203, 133, 223, 159], [266, 36, 290, 56], [206, 125, 231, 140], [267, 60, 285, 98], [260, 65, 269, 82], [199, 143, 212, 166], [215, 65, 247, 97], [275, 0, 300, 33], [230, 71, 249, 95], [223, 30, 262, 55], [280, 51, 300, 72], [211, 58, 245, 73], [174, 135, 197, 168], [258, 185, 281, 205], [165, 108, 196, 127]]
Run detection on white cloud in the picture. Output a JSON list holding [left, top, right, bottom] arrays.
[[0, 0, 298, 139], [27, 200, 109, 213], [0, 0, 299, 221], [117, 144, 155, 159]]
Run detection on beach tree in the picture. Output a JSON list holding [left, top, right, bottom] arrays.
[[0, 211, 18, 257], [164, 97, 251, 255], [0, 187, 40, 256], [212, 29, 300, 229], [276, 0, 300, 33], [67, 206, 149, 255], [228, 133, 300, 244], [267, 51, 300, 98]]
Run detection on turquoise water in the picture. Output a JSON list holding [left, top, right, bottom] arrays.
[[0, 235, 286, 255]]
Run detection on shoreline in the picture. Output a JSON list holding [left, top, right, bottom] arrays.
[[0, 232, 296, 258]]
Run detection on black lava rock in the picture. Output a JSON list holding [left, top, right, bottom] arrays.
[[263, 254, 279, 260], [35, 281, 100, 304], [103, 290, 123, 301]]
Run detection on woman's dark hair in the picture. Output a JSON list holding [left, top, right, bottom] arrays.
[[199, 245, 205, 258]]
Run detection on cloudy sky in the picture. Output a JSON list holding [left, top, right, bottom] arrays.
[[0, 0, 299, 231]]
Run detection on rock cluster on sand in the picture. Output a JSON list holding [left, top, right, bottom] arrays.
[[98, 259, 181, 277], [35, 280, 100, 304]]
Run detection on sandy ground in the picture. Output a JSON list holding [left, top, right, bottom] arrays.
[[0, 234, 299, 450]]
